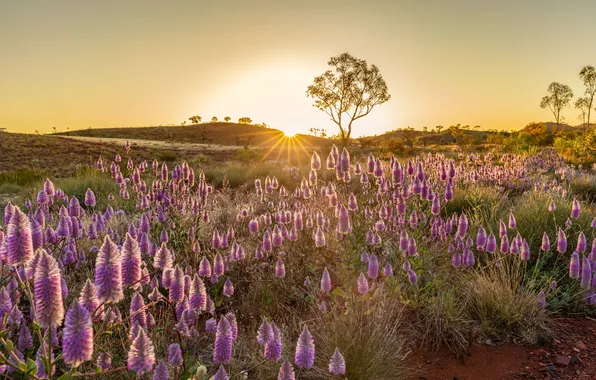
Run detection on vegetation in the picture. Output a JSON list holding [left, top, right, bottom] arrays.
[[307, 52, 390, 147]]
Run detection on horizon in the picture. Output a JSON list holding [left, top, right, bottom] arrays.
[[1, 1, 596, 137]]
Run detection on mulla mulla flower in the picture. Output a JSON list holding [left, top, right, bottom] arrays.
[[84, 188, 96, 207], [127, 327, 155, 376], [320, 267, 332, 292], [169, 266, 185, 303], [153, 360, 169, 380], [153, 242, 173, 270], [62, 299, 94, 368], [213, 316, 234, 364], [223, 279, 234, 297], [257, 319, 274, 345], [5, 208, 34, 265], [189, 274, 207, 311], [265, 322, 282, 362], [294, 326, 315, 369], [213, 366, 230, 380], [357, 272, 369, 294], [34, 249, 64, 328], [168, 343, 183, 366], [571, 198, 581, 219], [581, 257, 592, 288], [79, 278, 101, 317], [278, 359, 296, 380], [328, 347, 346, 375], [121, 233, 142, 289], [570, 252, 580, 279], [275, 257, 286, 278], [95, 235, 124, 303], [130, 292, 147, 327]]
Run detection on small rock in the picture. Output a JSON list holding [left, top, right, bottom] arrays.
[[573, 347, 580, 353], [575, 341, 587, 350], [555, 355, 570, 367], [554, 338, 562, 345]]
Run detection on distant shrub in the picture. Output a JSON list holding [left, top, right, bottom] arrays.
[[569, 174, 596, 203], [0, 168, 45, 186], [158, 151, 178, 162]]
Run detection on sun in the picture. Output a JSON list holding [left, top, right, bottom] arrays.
[[281, 126, 300, 138]]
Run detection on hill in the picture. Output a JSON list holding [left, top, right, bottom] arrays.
[[57, 122, 330, 150]]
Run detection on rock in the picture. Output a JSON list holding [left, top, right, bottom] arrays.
[[575, 341, 587, 350], [555, 355, 570, 367]]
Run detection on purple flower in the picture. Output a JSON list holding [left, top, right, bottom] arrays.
[[337, 204, 350, 234], [457, 214, 468, 237], [130, 292, 147, 327], [63, 299, 94, 367], [199, 257, 212, 277], [213, 366, 229, 380], [169, 266, 185, 303], [127, 327, 155, 376], [95, 235, 123, 303], [571, 198, 581, 219], [538, 290, 546, 308], [205, 318, 217, 333], [122, 233, 142, 289], [5, 208, 34, 265], [257, 319, 274, 345], [34, 249, 64, 328], [295, 326, 315, 369], [85, 188, 96, 207], [153, 243, 173, 270], [321, 267, 332, 292], [275, 257, 286, 278], [508, 212, 517, 229], [168, 343, 183, 366], [570, 252, 580, 279], [357, 272, 369, 294], [153, 360, 169, 380], [214, 253, 225, 277], [581, 257, 592, 289], [18, 325, 33, 351], [367, 254, 379, 279], [557, 229, 567, 253], [577, 232, 587, 253], [223, 279, 234, 297], [213, 317, 234, 364], [541, 232, 551, 251], [189, 274, 207, 311], [97, 352, 112, 370], [383, 263, 393, 277], [328, 347, 346, 375], [476, 226, 487, 249], [79, 278, 101, 316], [278, 359, 296, 380], [264, 322, 282, 362]]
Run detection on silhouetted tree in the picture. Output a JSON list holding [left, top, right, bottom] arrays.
[[540, 82, 573, 129], [238, 117, 252, 124], [306, 52, 390, 147], [211, 117, 218, 122], [575, 97, 590, 125], [579, 65, 596, 125], [189, 115, 202, 125], [224, 116, 231, 122], [435, 125, 444, 133]]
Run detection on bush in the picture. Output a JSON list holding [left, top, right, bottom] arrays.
[[465, 262, 551, 344]]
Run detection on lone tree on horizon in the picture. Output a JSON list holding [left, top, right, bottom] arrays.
[[307, 53, 390, 147], [579, 65, 596, 126], [540, 82, 573, 129]]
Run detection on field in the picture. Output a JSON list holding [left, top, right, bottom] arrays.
[[0, 128, 596, 380]]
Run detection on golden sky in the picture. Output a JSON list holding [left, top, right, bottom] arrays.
[[1, 0, 595, 136]]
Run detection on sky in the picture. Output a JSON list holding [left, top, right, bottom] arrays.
[[1, 0, 596, 137]]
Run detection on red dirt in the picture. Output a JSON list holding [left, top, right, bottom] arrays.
[[409, 317, 596, 380]]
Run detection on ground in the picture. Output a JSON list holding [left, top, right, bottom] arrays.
[[410, 317, 596, 380]]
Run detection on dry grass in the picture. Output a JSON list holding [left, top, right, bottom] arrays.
[[465, 259, 552, 345]]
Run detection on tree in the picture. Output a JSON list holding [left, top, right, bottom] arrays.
[[224, 116, 231, 122], [211, 117, 218, 122], [575, 97, 590, 125], [306, 52, 390, 147], [189, 115, 202, 125], [435, 125, 444, 134], [579, 65, 596, 125], [540, 82, 573, 128], [238, 117, 252, 124]]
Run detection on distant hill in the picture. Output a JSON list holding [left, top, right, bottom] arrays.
[[57, 122, 330, 150]]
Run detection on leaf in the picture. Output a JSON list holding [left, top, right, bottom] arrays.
[[331, 287, 346, 298], [25, 358, 37, 375]]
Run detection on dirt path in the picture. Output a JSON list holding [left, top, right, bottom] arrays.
[[56, 135, 240, 153], [410, 317, 596, 379]]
